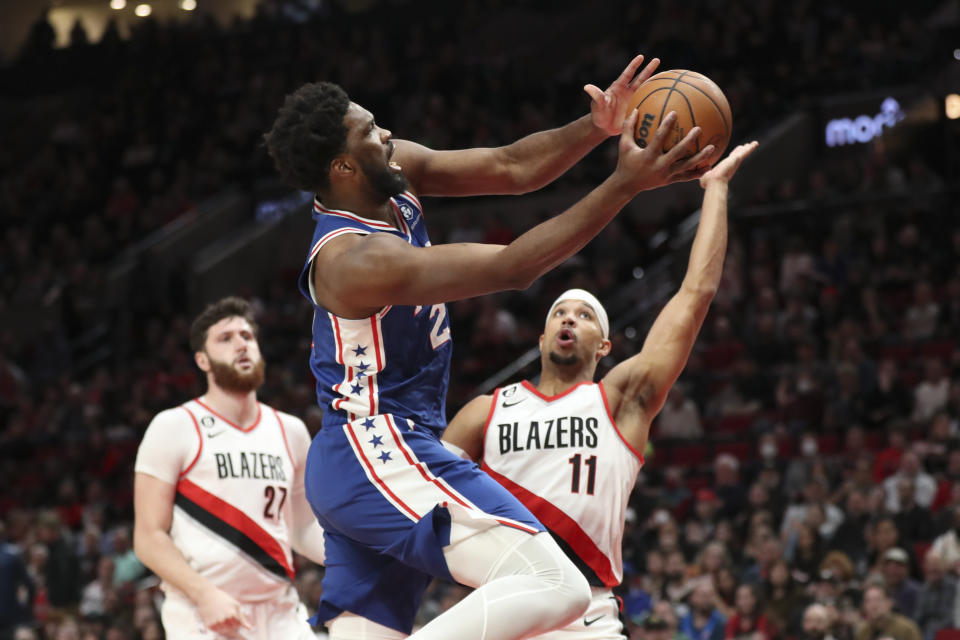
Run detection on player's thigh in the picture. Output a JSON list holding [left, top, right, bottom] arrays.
[[259, 587, 316, 640], [159, 591, 223, 640], [327, 612, 408, 640]]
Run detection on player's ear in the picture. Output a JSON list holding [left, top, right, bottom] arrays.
[[330, 155, 354, 180], [538, 334, 545, 352], [596, 339, 612, 361], [195, 351, 210, 372]]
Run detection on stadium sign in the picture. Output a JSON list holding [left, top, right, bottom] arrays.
[[824, 97, 905, 147]]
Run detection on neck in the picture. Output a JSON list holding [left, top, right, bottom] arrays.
[[537, 363, 595, 396], [320, 188, 397, 226], [201, 386, 259, 428]]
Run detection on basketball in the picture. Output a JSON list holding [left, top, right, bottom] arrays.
[[626, 69, 732, 167]]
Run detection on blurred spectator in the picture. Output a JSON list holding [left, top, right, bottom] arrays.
[[800, 603, 837, 640], [107, 527, 142, 587], [723, 583, 769, 640], [880, 548, 921, 619], [78, 556, 113, 618], [874, 425, 909, 483], [35, 511, 80, 610], [764, 558, 807, 638], [656, 385, 704, 440], [930, 506, 960, 573], [902, 281, 939, 341], [781, 480, 845, 542], [680, 581, 726, 640], [914, 549, 959, 640], [0, 521, 34, 639], [883, 451, 936, 512], [891, 476, 935, 549], [912, 359, 949, 423], [853, 583, 921, 640], [714, 455, 747, 520]]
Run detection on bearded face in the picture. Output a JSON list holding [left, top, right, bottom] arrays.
[[207, 353, 266, 394]]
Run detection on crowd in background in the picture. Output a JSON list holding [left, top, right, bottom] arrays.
[[1, 0, 958, 639]]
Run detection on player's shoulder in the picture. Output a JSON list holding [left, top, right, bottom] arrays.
[[146, 405, 192, 430]]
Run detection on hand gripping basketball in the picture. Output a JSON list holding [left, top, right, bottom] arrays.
[[615, 109, 716, 193]]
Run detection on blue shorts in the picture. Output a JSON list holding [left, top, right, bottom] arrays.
[[304, 414, 543, 634]]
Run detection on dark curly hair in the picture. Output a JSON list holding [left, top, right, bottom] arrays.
[[264, 82, 350, 193], [189, 296, 259, 353]]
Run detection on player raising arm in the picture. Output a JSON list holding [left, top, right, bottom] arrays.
[[264, 54, 715, 640], [443, 141, 758, 639]]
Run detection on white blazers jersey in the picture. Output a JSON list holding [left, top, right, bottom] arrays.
[[135, 399, 301, 602], [481, 381, 643, 587]]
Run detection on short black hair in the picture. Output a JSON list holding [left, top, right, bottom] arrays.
[[189, 296, 258, 353], [264, 82, 351, 193]]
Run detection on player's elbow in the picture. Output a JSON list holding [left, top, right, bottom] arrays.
[[679, 282, 718, 308]]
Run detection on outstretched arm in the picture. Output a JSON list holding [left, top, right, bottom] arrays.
[[394, 55, 671, 197], [601, 142, 759, 449], [315, 112, 715, 318]]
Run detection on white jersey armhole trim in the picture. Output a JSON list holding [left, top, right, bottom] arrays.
[[597, 382, 645, 465]]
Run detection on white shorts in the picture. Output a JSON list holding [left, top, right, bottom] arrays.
[[160, 585, 315, 640], [531, 587, 627, 640]]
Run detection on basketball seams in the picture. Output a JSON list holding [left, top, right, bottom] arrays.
[[673, 78, 730, 138], [629, 69, 731, 159]]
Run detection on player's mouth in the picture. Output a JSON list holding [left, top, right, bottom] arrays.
[[235, 357, 253, 369], [556, 329, 576, 348], [387, 142, 402, 173]]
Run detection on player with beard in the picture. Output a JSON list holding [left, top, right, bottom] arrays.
[[264, 54, 721, 640], [133, 297, 326, 640], [442, 140, 757, 639]]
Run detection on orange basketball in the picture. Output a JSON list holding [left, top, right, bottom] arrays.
[[626, 69, 732, 167]]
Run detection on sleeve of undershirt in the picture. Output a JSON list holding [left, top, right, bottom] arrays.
[[134, 407, 200, 485]]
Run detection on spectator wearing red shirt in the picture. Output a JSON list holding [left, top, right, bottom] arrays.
[[724, 583, 769, 640]]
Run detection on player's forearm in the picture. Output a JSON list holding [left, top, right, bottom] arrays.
[[499, 172, 637, 288], [134, 527, 216, 603], [498, 115, 608, 193], [680, 180, 728, 299]]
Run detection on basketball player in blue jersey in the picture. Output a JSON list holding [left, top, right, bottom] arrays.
[[264, 55, 717, 640], [442, 141, 757, 640]]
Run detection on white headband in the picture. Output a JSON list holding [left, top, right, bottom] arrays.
[[547, 289, 609, 339]]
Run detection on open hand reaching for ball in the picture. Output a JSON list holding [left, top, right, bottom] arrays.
[[585, 54, 661, 136]]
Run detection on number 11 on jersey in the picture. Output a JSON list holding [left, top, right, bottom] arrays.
[[568, 454, 597, 495]]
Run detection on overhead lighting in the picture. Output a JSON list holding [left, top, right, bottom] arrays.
[[954, 49, 960, 61], [110, 0, 126, 9], [946, 94, 960, 120], [134, 3, 151, 16], [180, 0, 197, 9]]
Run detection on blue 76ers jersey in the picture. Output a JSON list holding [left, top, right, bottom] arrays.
[[297, 192, 452, 436]]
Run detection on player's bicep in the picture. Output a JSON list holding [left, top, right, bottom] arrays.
[[393, 139, 514, 197], [134, 472, 176, 534], [442, 395, 494, 462]]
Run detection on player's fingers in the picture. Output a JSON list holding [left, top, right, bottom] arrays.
[[663, 125, 703, 164], [583, 84, 605, 105], [619, 109, 640, 147], [647, 111, 678, 152], [679, 145, 716, 171], [616, 54, 645, 86], [630, 57, 661, 87]]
